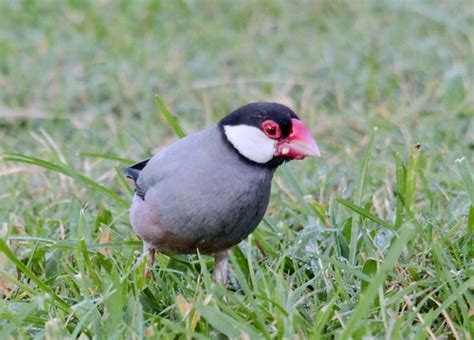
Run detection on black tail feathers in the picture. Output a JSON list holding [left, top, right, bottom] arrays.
[[124, 159, 150, 183], [124, 159, 150, 199]]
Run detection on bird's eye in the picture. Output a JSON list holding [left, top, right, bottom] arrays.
[[262, 120, 281, 139], [266, 126, 276, 134]]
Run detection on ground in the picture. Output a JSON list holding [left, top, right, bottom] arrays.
[[0, 1, 473, 338]]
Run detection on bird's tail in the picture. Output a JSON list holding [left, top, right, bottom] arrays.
[[124, 159, 150, 184], [124, 159, 150, 199]]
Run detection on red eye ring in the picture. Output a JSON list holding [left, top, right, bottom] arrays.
[[262, 120, 281, 139]]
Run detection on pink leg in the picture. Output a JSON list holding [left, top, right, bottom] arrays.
[[144, 245, 155, 279], [214, 250, 229, 285]]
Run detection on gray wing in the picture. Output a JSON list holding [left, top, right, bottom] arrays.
[[134, 125, 222, 198]]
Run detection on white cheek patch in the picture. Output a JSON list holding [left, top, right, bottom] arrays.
[[224, 125, 276, 163]]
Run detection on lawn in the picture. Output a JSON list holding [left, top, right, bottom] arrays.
[[0, 0, 473, 338]]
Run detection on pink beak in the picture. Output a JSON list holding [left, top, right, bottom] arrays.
[[275, 119, 321, 159]]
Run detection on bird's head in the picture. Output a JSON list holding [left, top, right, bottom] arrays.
[[220, 102, 320, 167]]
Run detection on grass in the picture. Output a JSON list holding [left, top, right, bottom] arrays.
[[1, 0, 473, 338]]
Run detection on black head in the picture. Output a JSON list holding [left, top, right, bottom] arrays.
[[220, 102, 299, 139], [219, 102, 320, 168]]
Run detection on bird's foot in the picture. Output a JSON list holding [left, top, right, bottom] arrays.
[[144, 265, 152, 279], [144, 247, 155, 280], [214, 250, 229, 285]]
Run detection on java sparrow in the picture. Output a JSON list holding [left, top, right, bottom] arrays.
[[125, 102, 320, 284]]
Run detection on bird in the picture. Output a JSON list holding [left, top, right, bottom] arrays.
[[125, 102, 320, 284]]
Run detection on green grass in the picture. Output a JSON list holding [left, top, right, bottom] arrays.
[[1, 0, 473, 338]]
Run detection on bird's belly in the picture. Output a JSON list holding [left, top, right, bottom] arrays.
[[162, 189, 269, 253], [131, 172, 272, 254], [130, 195, 199, 253]]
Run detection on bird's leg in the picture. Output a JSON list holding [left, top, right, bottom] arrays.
[[214, 250, 229, 285], [144, 244, 155, 279]]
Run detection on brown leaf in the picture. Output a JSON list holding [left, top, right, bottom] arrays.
[[176, 294, 192, 319], [144, 325, 154, 337], [0, 272, 15, 296], [97, 228, 112, 256]]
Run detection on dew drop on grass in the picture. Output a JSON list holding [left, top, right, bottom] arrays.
[[338, 256, 349, 263], [310, 259, 319, 273]]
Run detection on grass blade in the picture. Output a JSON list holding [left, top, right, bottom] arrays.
[[7, 236, 142, 250], [80, 152, 133, 164], [349, 127, 378, 265], [0, 313, 49, 328], [2, 152, 128, 207], [194, 303, 261, 338], [78, 238, 101, 288], [455, 157, 474, 204], [155, 95, 186, 139], [468, 205, 474, 234], [420, 276, 474, 334], [115, 166, 134, 196], [405, 144, 421, 216], [0, 239, 70, 312], [455, 157, 473, 234], [337, 197, 395, 231], [0, 271, 38, 296], [341, 223, 417, 338], [394, 152, 406, 229], [279, 165, 328, 224]]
